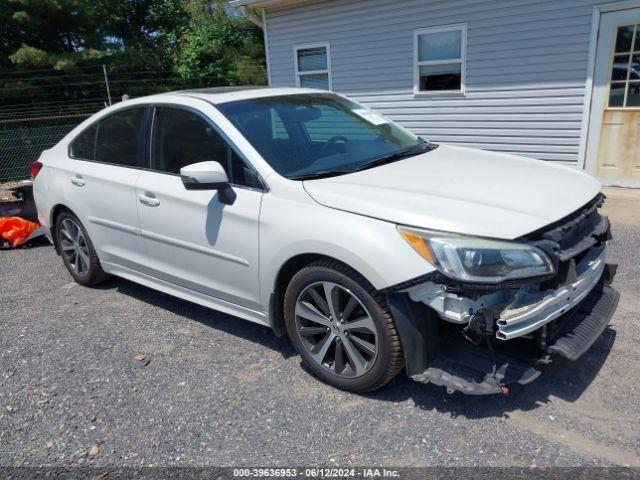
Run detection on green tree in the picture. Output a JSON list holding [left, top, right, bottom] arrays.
[[0, 0, 266, 85], [94, 0, 189, 71], [0, 0, 22, 68], [5, 0, 105, 69], [175, 0, 267, 85]]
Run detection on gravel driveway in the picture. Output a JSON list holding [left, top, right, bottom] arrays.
[[1, 188, 639, 468]]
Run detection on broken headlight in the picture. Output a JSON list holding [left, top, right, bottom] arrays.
[[398, 226, 555, 283]]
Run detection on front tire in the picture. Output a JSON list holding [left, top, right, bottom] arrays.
[[55, 212, 108, 286], [284, 260, 404, 392]]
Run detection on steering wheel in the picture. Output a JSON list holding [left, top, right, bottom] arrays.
[[317, 135, 349, 158]]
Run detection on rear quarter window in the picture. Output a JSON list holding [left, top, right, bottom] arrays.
[[69, 124, 98, 160]]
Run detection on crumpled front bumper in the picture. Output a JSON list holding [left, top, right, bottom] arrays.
[[387, 194, 618, 394], [496, 244, 606, 340], [405, 242, 610, 342], [389, 275, 619, 395]]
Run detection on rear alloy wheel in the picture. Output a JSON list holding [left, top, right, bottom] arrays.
[[55, 212, 108, 286], [284, 260, 404, 392], [59, 218, 91, 277]]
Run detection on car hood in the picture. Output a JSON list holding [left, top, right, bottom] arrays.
[[303, 144, 601, 239]]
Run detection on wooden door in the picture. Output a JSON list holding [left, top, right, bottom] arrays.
[[590, 11, 640, 187]]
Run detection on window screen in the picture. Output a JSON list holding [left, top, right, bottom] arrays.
[[296, 44, 331, 90], [415, 26, 466, 93]]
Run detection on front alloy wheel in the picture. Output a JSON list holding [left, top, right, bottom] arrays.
[[284, 260, 404, 392], [295, 281, 378, 378]]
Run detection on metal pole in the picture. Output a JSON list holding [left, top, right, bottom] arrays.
[[102, 64, 112, 106]]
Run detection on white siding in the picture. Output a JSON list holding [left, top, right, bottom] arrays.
[[263, 0, 624, 164]]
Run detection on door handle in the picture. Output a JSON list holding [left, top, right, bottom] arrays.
[[70, 175, 85, 187], [138, 193, 160, 207]]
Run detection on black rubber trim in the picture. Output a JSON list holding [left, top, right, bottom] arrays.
[[556, 215, 609, 262], [268, 292, 285, 337], [520, 192, 605, 241], [380, 272, 439, 294], [411, 341, 542, 395], [603, 263, 618, 284], [386, 293, 439, 377], [548, 285, 619, 361]]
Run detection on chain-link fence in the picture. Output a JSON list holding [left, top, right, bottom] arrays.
[[0, 121, 84, 182], [0, 67, 107, 182], [0, 67, 222, 182]]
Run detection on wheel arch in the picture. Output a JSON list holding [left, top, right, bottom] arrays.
[[49, 204, 76, 254], [269, 253, 377, 337]]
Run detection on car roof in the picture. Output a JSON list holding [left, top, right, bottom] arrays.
[[174, 86, 329, 103], [167, 86, 328, 104]]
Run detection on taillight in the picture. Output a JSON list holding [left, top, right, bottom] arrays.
[[30, 161, 43, 179]]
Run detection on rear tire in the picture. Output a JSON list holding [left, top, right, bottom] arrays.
[[284, 260, 404, 392], [55, 212, 109, 286]]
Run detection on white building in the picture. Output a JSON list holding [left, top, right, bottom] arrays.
[[232, 0, 640, 187]]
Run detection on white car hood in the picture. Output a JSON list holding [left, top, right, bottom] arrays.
[[303, 144, 601, 239]]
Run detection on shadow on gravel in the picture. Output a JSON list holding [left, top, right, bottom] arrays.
[[1, 236, 51, 251], [90, 275, 615, 419], [367, 326, 616, 419], [95, 277, 297, 360]]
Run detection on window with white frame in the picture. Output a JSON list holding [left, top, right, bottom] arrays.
[[414, 24, 466, 94], [295, 43, 331, 90]]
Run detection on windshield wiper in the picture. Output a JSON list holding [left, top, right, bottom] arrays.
[[289, 170, 351, 180], [353, 141, 436, 172], [289, 140, 437, 179]]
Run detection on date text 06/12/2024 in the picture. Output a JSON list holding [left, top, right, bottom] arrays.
[[232, 468, 400, 478]]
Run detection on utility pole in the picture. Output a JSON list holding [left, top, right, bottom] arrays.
[[102, 64, 112, 106]]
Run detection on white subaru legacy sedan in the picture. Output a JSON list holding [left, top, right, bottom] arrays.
[[33, 87, 618, 395]]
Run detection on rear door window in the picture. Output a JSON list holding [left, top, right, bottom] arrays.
[[70, 107, 145, 166]]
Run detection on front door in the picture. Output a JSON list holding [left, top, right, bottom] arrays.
[[135, 106, 265, 313], [588, 9, 640, 187]]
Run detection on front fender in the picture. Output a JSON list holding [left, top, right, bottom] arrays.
[[259, 192, 435, 309]]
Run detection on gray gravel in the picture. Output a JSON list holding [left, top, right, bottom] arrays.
[[1, 188, 639, 467]]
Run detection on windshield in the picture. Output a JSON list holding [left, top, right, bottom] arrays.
[[216, 93, 432, 179]]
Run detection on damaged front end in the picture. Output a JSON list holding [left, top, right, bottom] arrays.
[[387, 193, 619, 395]]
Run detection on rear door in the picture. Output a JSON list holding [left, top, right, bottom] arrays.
[[134, 105, 265, 311], [64, 106, 148, 271]]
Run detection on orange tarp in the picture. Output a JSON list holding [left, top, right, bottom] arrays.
[[0, 217, 40, 247]]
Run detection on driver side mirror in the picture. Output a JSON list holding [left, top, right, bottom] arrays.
[[180, 161, 236, 205]]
